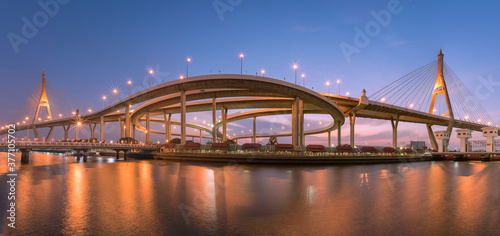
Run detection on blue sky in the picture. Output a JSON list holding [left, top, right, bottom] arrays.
[[1, 0, 500, 147]]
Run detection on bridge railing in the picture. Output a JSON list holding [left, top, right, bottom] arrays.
[[0, 141, 159, 149]]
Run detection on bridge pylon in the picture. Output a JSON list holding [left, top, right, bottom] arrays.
[[428, 49, 455, 150], [32, 70, 53, 141]]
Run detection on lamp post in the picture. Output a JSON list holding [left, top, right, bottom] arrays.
[[186, 58, 191, 78], [112, 89, 117, 103], [102, 96, 106, 109], [293, 64, 298, 84], [337, 79, 341, 95], [76, 121, 82, 140], [127, 80, 132, 96], [326, 81, 330, 95], [25, 117, 29, 141], [261, 69, 265, 77], [148, 69, 154, 88], [240, 53, 244, 75], [302, 73, 305, 87]]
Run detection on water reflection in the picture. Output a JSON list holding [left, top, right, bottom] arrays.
[[1, 153, 500, 235]]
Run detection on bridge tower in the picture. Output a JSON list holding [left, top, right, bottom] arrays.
[[32, 70, 53, 140], [428, 50, 455, 150]]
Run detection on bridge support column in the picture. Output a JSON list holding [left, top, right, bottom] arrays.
[[45, 127, 54, 142], [221, 106, 227, 142], [33, 125, 40, 141], [482, 127, 499, 152], [180, 90, 187, 145], [252, 116, 256, 143], [63, 125, 70, 141], [299, 100, 305, 146], [337, 120, 341, 146], [132, 125, 136, 139], [146, 113, 151, 144], [328, 131, 331, 147], [434, 131, 450, 152], [212, 97, 217, 143], [391, 115, 399, 149], [118, 117, 124, 139], [125, 105, 131, 138], [349, 112, 356, 147], [20, 149, 30, 164], [199, 129, 203, 143], [89, 124, 96, 140], [100, 116, 104, 142], [457, 129, 472, 152], [292, 97, 300, 146], [427, 124, 438, 150], [164, 112, 171, 143]]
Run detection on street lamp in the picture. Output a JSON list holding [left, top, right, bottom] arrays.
[[239, 53, 244, 75], [148, 69, 154, 88], [76, 121, 82, 140], [127, 80, 132, 96], [337, 79, 341, 95], [113, 89, 118, 103], [326, 81, 330, 95], [102, 95, 106, 109], [302, 73, 305, 87], [293, 64, 298, 84], [186, 58, 191, 78], [25, 117, 29, 140], [261, 69, 265, 77]]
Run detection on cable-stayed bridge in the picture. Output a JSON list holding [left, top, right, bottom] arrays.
[[1, 50, 498, 155]]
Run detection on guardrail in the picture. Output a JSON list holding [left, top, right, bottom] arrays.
[[0, 141, 159, 149]]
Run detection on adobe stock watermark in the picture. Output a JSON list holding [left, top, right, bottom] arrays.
[[212, 0, 243, 22], [339, 0, 409, 63], [7, 0, 70, 54]]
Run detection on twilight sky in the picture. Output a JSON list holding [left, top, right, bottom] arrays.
[[1, 0, 500, 148]]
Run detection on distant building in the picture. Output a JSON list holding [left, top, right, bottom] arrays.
[[410, 141, 426, 149]]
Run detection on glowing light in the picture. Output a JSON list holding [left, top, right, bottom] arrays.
[[302, 73, 305, 78], [307, 124, 310, 127], [38, 118, 41, 121], [59, 114, 62, 117], [293, 64, 298, 70], [47, 116, 51, 119], [464, 116, 469, 120], [102, 96, 107, 100], [326, 81, 330, 86], [180, 75, 184, 79], [127, 80, 132, 85], [261, 69, 265, 75], [381, 98, 386, 102], [72, 111, 76, 115], [187, 58, 191, 62], [88, 109, 92, 113], [239, 53, 244, 58], [22, 121, 25, 124], [409, 104, 414, 108], [477, 119, 481, 123], [77, 122, 82, 126], [194, 117, 197, 120], [346, 92, 350, 96], [113, 89, 117, 94], [149, 69, 154, 75], [337, 79, 341, 84], [25, 117, 29, 120], [16, 122, 20, 125], [487, 122, 491, 125]]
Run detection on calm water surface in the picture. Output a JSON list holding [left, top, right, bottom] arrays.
[[1, 152, 500, 235]]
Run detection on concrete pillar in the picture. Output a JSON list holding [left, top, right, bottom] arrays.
[[63, 125, 70, 141], [212, 97, 217, 143], [89, 124, 96, 139], [391, 115, 399, 149], [100, 116, 104, 141], [456, 129, 472, 152], [328, 131, 331, 147], [180, 90, 187, 144], [45, 127, 54, 142], [434, 131, 450, 152], [337, 120, 341, 146], [118, 117, 124, 139], [349, 112, 356, 147], [163, 112, 170, 143], [125, 106, 130, 138], [427, 124, 438, 150], [299, 100, 304, 146], [199, 129, 203, 143], [481, 127, 499, 152], [132, 125, 136, 139], [292, 97, 300, 146], [221, 107, 227, 142], [33, 125, 40, 141], [252, 116, 256, 143], [21, 150, 30, 164], [146, 113, 151, 144]]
